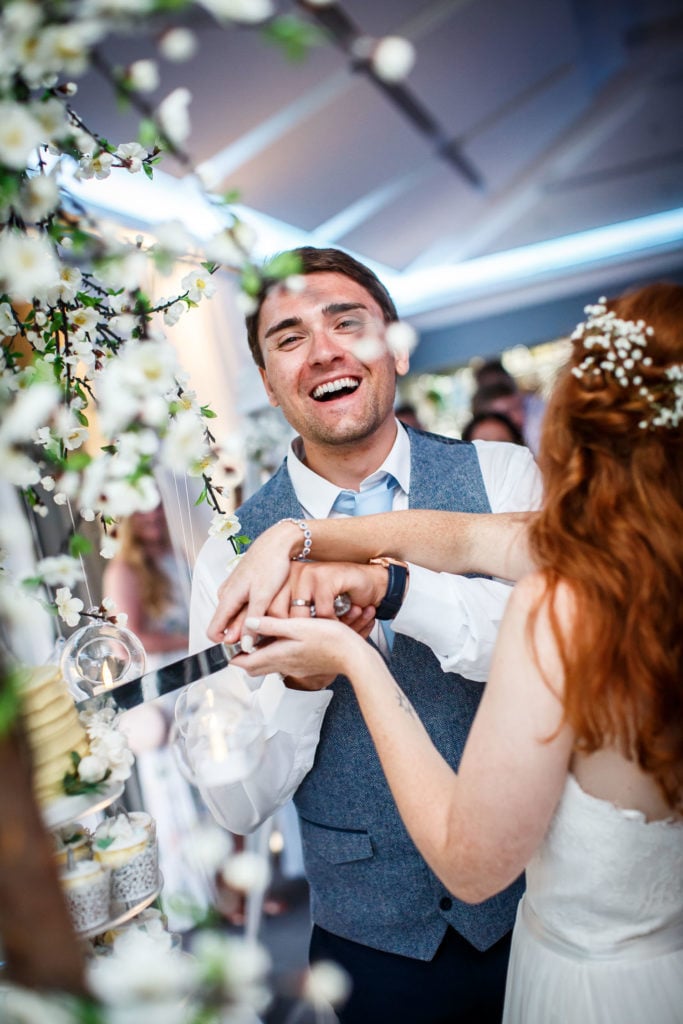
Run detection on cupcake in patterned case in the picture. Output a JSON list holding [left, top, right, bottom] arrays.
[[60, 857, 111, 933], [53, 823, 91, 867], [93, 812, 159, 903]]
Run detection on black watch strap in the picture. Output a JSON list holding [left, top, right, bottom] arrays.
[[370, 558, 409, 620]]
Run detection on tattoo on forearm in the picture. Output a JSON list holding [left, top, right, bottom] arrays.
[[395, 685, 416, 718]]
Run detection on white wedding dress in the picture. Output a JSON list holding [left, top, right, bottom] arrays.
[[503, 773, 683, 1024]]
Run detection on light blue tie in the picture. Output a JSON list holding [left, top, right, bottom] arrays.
[[332, 473, 400, 517], [332, 474, 400, 650]]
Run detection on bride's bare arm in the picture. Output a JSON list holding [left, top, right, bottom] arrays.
[[207, 511, 536, 642], [291, 510, 535, 580]]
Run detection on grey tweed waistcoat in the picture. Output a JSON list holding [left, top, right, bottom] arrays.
[[236, 428, 524, 959]]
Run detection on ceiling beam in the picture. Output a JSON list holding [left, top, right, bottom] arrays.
[[407, 39, 682, 269]]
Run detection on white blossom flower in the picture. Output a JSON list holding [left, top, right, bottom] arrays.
[[95, 248, 148, 291], [0, 101, 44, 168], [108, 312, 137, 338], [37, 21, 106, 77], [103, 474, 160, 518], [41, 475, 56, 492], [371, 35, 416, 82], [163, 300, 185, 327], [54, 407, 89, 451], [69, 304, 99, 335], [36, 555, 83, 587], [303, 960, 352, 1009], [159, 27, 198, 62], [46, 264, 83, 304], [55, 586, 84, 627], [87, 928, 197, 1007], [77, 752, 109, 783], [75, 150, 114, 180], [0, 232, 61, 302], [235, 289, 258, 316], [181, 268, 216, 303], [0, 446, 41, 487], [0, 302, 18, 338], [160, 409, 210, 474], [386, 320, 418, 358], [127, 59, 159, 93], [153, 219, 194, 255], [352, 334, 385, 361], [2, 383, 59, 443], [156, 87, 192, 146], [198, 0, 274, 24], [30, 96, 70, 142], [70, 337, 96, 368], [220, 850, 271, 893], [191, 931, 271, 1012], [19, 172, 60, 221], [202, 228, 243, 264], [115, 141, 149, 173], [179, 823, 233, 874], [89, 730, 134, 781], [80, 507, 95, 521], [208, 512, 242, 539]]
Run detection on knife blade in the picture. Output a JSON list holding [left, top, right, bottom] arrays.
[[74, 590, 354, 714], [75, 639, 244, 714]]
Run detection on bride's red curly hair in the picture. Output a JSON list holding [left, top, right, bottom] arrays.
[[529, 283, 683, 809]]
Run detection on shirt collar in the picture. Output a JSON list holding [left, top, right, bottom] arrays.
[[287, 421, 411, 518]]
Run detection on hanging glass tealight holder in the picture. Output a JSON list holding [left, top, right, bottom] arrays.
[[60, 617, 146, 698]]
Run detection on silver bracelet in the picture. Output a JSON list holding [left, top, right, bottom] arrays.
[[280, 518, 312, 561]]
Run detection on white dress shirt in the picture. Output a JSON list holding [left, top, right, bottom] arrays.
[[188, 426, 541, 832]]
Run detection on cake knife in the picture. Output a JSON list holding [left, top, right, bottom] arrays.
[[74, 592, 352, 714]]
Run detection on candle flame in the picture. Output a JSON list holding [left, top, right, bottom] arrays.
[[208, 713, 228, 762], [102, 659, 114, 690]]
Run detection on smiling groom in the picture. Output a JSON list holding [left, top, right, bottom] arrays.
[[189, 247, 542, 1023]]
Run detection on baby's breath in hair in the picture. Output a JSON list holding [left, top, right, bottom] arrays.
[[570, 299, 683, 430]]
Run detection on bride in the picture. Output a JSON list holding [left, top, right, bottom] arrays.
[[205, 283, 683, 1023]]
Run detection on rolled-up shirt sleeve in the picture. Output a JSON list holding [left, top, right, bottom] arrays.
[[187, 537, 332, 834], [393, 441, 542, 681]]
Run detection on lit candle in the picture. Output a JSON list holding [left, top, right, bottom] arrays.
[[92, 657, 116, 696], [208, 713, 228, 763]]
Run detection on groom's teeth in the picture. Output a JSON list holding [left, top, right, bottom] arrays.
[[312, 377, 359, 399]]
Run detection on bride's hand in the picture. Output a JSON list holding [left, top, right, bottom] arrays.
[[231, 615, 375, 687], [208, 520, 303, 643]]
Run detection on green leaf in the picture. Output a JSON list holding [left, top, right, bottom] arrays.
[[143, 162, 154, 180], [200, 405, 217, 418], [194, 487, 207, 507], [262, 15, 328, 62], [240, 264, 262, 297], [264, 250, 303, 281], [138, 117, 159, 149], [0, 670, 22, 738], [69, 533, 93, 557], [66, 450, 92, 471]]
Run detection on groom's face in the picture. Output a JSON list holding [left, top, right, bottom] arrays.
[[256, 271, 408, 451]]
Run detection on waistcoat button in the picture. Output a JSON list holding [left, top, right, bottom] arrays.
[[439, 896, 452, 911]]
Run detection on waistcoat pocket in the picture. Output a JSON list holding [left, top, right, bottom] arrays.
[[299, 817, 374, 865]]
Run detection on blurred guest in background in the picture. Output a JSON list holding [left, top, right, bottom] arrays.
[[103, 504, 213, 930], [395, 401, 425, 431], [471, 359, 545, 453], [462, 411, 525, 446], [104, 504, 190, 669]]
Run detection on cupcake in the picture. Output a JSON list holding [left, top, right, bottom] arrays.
[[60, 857, 111, 933], [53, 823, 91, 867], [93, 812, 159, 903]]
